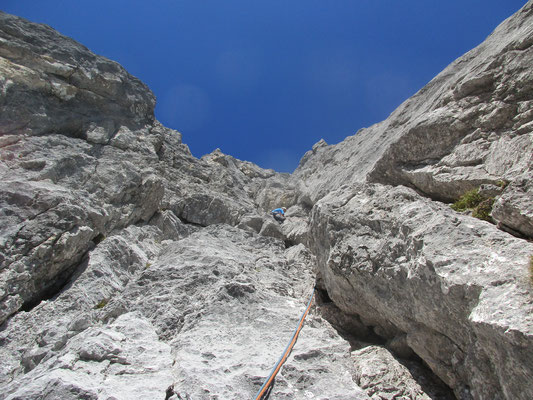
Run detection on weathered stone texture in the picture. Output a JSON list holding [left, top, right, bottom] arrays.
[[352, 345, 446, 400], [0, 11, 372, 400], [293, 1, 533, 238], [2, 2, 533, 400], [0, 12, 155, 137], [290, 8, 533, 395], [309, 183, 533, 399], [0, 223, 370, 400]]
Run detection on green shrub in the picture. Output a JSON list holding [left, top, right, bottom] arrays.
[[451, 188, 483, 212], [145, 262, 152, 268], [496, 179, 509, 189], [451, 188, 496, 222], [472, 198, 495, 222], [94, 298, 108, 309]]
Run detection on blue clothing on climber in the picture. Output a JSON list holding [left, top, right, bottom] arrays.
[[271, 207, 287, 224]]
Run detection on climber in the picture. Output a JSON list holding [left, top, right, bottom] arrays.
[[270, 207, 287, 224]]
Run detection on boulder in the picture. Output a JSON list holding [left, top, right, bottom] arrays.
[[309, 183, 533, 399], [352, 346, 451, 400], [237, 214, 266, 233], [492, 174, 533, 238], [259, 219, 286, 242]]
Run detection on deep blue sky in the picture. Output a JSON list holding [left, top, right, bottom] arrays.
[[2, 1, 528, 172]]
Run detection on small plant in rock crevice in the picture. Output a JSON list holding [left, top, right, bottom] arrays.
[[94, 298, 108, 309], [472, 198, 495, 222], [451, 188, 483, 212], [496, 179, 509, 189], [451, 188, 495, 222]]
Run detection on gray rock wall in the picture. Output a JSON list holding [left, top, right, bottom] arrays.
[[0, 10, 291, 324], [309, 184, 533, 399], [0, 11, 372, 400], [1, 3, 533, 400], [0, 224, 371, 399], [294, 1, 533, 239], [0, 12, 155, 137], [293, 1, 533, 398]]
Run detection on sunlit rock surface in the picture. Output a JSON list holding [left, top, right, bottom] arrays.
[[293, 2, 533, 239], [1, 2, 533, 399]]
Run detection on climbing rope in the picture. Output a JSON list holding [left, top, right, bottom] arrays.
[[254, 287, 315, 400]]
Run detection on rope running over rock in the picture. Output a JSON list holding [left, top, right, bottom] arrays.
[[254, 287, 315, 400]]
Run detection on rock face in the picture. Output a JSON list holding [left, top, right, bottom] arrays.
[[0, 225, 368, 399], [294, 2, 533, 398], [1, 2, 533, 400], [0, 11, 368, 400], [309, 184, 533, 399], [0, 11, 154, 137], [293, 1, 533, 238], [294, 2, 533, 397]]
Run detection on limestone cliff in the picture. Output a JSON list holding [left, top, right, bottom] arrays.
[[294, 2, 533, 399], [293, 2, 533, 238], [0, 2, 532, 400], [0, 10, 368, 400]]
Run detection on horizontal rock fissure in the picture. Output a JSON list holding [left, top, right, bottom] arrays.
[[176, 214, 206, 228], [401, 181, 533, 241], [315, 287, 456, 398], [19, 270, 74, 313], [19, 249, 93, 314], [404, 183, 451, 204], [315, 288, 386, 347]]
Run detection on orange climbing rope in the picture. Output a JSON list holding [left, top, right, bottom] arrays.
[[254, 288, 315, 400]]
